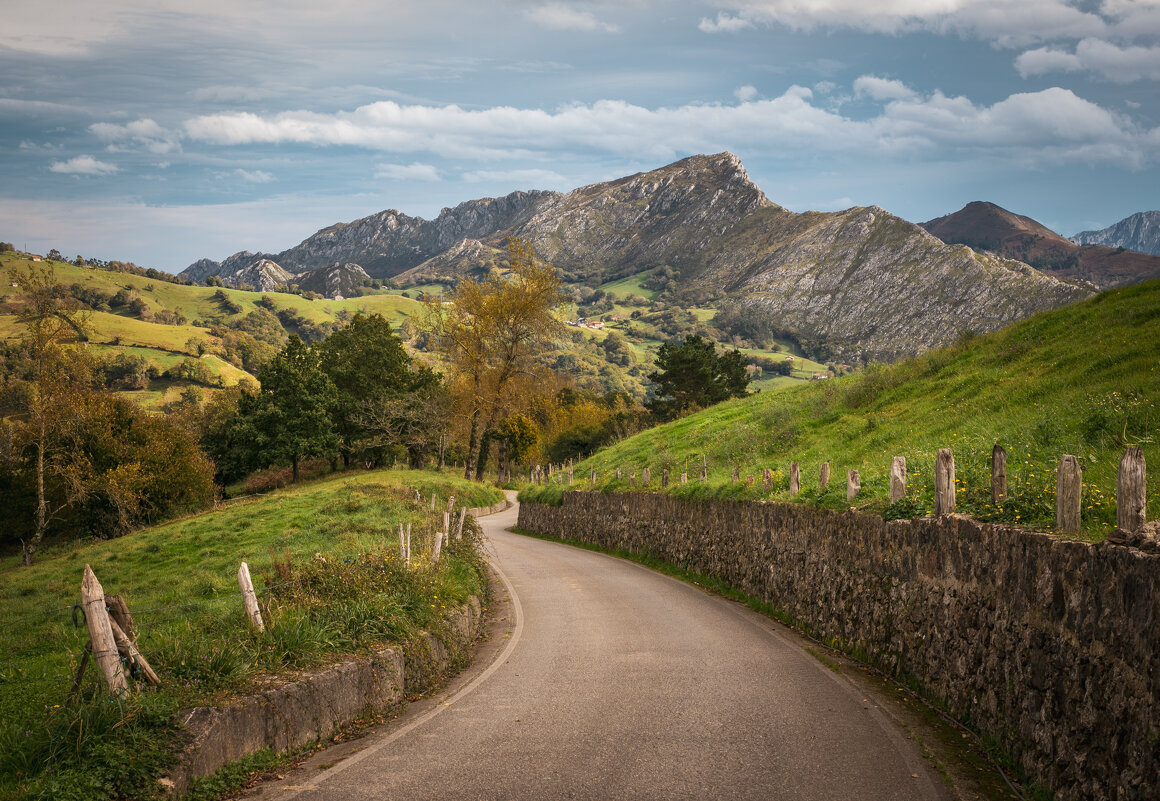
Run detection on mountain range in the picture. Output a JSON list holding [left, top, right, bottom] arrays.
[[184, 153, 1096, 362], [920, 202, 1160, 289], [1073, 211, 1160, 256]]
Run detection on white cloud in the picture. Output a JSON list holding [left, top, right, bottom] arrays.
[[707, 1, 1108, 45], [375, 162, 442, 181], [527, 4, 620, 33], [90, 118, 181, 154], [234, 168, 275, 183], [735, 85, 759, 102], [461, 168, 567, 184], [1016, 38, 1160, 82], [49, 155, 119, 175], [699, 13, 755, 33], [182, 85, 1159, 169], [853, 75, 917, 101]]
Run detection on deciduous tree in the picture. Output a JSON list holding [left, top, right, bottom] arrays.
[[426, 238, 565, 479]]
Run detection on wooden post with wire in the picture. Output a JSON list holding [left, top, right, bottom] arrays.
[[890, 457, 907, 503], [1117, 447, 1146, 534], [238, 561, 265, 632], [935, 449, 956, 516], [81, 565, 128, 694]]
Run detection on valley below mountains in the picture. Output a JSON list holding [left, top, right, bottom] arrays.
[[185, 153, 1095, 362]]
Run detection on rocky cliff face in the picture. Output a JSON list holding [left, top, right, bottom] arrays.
[[273, 191, 558, 277], [729, 206, 1090, 361], [229, 258, 296, 292], [515, 152, 772, 281], [183, 153, 1094, 361], [1073, 211, 1160, 256]]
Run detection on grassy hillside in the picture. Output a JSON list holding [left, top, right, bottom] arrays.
[[559, 280, 1160, 541], [0, 468, 501, 801], [0, 253, 426, 406]]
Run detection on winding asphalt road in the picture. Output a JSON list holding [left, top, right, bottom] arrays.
[[262, 498, 951, 800]]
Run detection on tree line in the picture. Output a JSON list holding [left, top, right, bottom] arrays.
[[2, 239, 751, 565]]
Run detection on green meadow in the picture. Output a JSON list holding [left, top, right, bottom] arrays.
[[550, 280, 1160, 541]]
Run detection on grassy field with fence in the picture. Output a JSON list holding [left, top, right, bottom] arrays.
[[527, 280, 1160, 541], [0, 469, 502, 801]]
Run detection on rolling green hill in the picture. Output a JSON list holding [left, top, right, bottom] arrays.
[[561, 280, 1160, 540], [0, 253, 426, 408]]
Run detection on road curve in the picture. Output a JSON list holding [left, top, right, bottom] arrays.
[[271, 498, 950, 801]]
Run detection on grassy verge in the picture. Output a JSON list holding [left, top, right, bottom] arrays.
[[570, 280, 1160, 541], [0, 469, 501, 801]]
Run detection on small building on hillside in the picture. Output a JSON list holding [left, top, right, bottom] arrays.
[[811, 372, 830, 380], [784, 355, 794, 361], [588, 320, 605, 330]]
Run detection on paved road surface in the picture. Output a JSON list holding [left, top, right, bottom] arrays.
[[264, 498, 950, 800]]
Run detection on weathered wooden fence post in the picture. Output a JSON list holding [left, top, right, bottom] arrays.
[[731, 467, 740, 484], [661, 469, 669, 488], [568, 466, 574, 484], [681, 471, 688, 484], [1117, 446, 1146, 533], [430, 493, 436, 512], [443, 511, 451, 543], [616, 468, 622, 480], [456, 507, 467, 539], [762, 468, 772, 491], [105, 595, 160, 686], [847, 470, 860, 501], [413, 488, 421, 502], [81, 565, 128, 694], [890, 457, 906, 503], [432, 525, 443, 563], [590, 468, 596, 485], [935, 448, 955, 516], [237, 561, 265, 632], [398, 523, 407, 560], [642, 467, 651, 485], [629, 472, 636, 487], [699, 464, 707, 482], [406, 523, 412, 566], [789, 462, 800, 496], [819, 461, 830, 491], [1056, 455, 1083, 533], [991, 444, 1007, 503], [746, 474, 754, 487], [447, 496, 455, 513]]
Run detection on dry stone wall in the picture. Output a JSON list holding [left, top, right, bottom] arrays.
[[518, 492, 1160, 801]]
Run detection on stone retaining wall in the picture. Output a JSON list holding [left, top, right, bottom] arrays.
[[166, 596, 483, 796], [518, 492, 1160, 801]]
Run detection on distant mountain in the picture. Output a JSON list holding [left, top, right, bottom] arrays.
[[921, 201, 1160, 289], [273, 191, 556, 276], [1073, 211, 1160, 256], [187, 154, 1092, 361]]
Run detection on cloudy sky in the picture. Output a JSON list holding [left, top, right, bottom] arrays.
[[4, 0, 1159, 272]]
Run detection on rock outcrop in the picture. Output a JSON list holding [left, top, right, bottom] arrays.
[[294, 261, 370, 299]]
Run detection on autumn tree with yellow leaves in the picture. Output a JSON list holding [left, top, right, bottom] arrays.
[[426, 238, 566, 480]]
